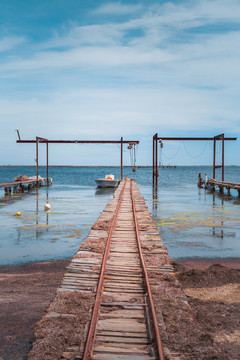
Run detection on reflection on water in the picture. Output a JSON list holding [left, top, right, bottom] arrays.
[[0, 166, 239, 265], [0, 185, 114, 265], [146, 184, 240, 260], [95, 187, 116, 196], [152, 186, 158, 218], [212, 193, 224, 239]]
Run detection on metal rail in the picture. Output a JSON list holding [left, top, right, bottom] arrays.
[[82, 179, 165, 359], [82, 180, 127, 360], [17, 140, 139, 144], [16, 130, 139, 181], [130, 180, 165, 360]]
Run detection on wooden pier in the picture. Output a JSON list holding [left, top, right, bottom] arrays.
[[0, 178, 52, 195], [198, 173, 240, 197], [28, 179, 187, 360]]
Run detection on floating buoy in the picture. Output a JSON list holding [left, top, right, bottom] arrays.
[[17, 212, 21, 216], [44, 203, 51, 211]]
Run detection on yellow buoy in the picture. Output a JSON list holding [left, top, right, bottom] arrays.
[[17, 212, 21, 216]]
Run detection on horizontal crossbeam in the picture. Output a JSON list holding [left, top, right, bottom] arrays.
[[155, 137, 236, 141], [17, 140, 139, 144]]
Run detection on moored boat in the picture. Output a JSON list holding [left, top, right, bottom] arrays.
[[95, 174, 120, 188]]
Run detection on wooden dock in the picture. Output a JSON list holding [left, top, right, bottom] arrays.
[[198, 173, 240, 196], [28, 179, 186, 360], [0, 177, 52, 195]]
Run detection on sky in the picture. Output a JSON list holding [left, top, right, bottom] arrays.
[[0, 0, 239, 166]]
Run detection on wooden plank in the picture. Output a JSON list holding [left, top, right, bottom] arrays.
[[93, 344, 150, 355], [92, 355, 153, 360], [97, 319, 147, 332], [95, 335, 149, 344]]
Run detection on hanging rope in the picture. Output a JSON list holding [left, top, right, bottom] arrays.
[[159, 141, 162, 171], [208, 139, 213, 151], [161, 141, 182, 160], [128, 144, 136, 172], [216, 140, 221, 155], [116, 144, 127, 152], [133, 145, 136, 172], [182, 141, 209, 158]]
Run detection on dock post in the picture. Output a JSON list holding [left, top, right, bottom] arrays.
[[120, 137, 123, 180], [46, 142, 49, 186], [153, 135, 155, 187], [205, 173, 208, 184], [222, 134, 224, 181], [213, 138, 216, 179], [36, 137, 39, 188], [155, 134, 158, 187], [152, 133, 158, 187], [198, 173, 202, 188]]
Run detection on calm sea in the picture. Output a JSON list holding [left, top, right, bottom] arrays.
[[0, 166, 240, 265]]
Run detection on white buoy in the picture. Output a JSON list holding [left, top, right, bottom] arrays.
[[44, 203, 51, 211]]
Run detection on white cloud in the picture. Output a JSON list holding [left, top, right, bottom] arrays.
[[1, 0, 240, 81], [92, 2, 142, 15], [0, 86, 238, 136], [1, 0, 240, 164], [0, 36, 26, 52]]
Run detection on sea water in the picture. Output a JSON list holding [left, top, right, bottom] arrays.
[[0, 166, 239, 265]]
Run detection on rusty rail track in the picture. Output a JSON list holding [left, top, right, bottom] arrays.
[[82, 178, 165, 360]]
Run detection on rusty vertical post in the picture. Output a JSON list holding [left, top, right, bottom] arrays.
[[222, 133, 224, 181], [198, 173, 202, 188], [155, 134, 158, 187], [36, 137, 39, 185], [46, 142, 49, 186], [213, 138, 216, 179], [121, 137, 123, 180], [153, 135, 155, 187]]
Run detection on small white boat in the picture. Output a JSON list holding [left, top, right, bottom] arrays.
[[95, 174, 120, 188]]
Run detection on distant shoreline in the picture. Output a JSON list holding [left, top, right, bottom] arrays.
[[0, 165, 239, 168]]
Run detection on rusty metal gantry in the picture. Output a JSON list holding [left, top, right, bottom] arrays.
[[153, 133, 237, 187], [16, 131, 139, 185]]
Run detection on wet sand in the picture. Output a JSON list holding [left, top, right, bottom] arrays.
[[0, 260, 69, 360], [0, 258, 239, 360], [177, 257, 240, 270]]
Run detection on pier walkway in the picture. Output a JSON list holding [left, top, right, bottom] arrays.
[[198, 174, 240, 197], [28, 179, 185, 360], [0, 177, 52, 194]]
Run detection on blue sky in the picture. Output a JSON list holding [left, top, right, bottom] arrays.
[[0, 0, 239, 166]]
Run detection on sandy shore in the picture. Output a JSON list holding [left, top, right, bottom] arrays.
[[0, 258, 239, 360], [0, 260, 69, 360]]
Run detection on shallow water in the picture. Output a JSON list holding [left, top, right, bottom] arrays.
[[0, 166, 240, 265]]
